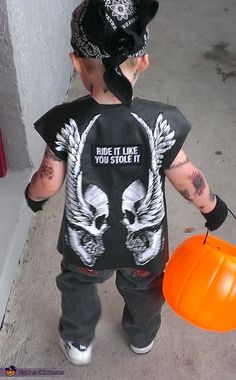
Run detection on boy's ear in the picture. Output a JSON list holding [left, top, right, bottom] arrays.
[[138, 53, 150, 73], [70, 52, 82, 73]]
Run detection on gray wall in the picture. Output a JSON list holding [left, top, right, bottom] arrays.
[[0, 0, 80, 325], [1, 0, 79, 169], [0, 0, 30, 170]]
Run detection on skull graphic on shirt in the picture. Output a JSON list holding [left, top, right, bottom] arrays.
[[55, 113, 175, 266]]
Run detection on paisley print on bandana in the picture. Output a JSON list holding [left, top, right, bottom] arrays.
[[71, 0, 159, 105], [105, 0, 136, 21]]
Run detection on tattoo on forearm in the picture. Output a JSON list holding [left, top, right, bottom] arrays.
[[44, 147, 61, 162], [209, 189, 216, 202], [168, 158, 190, 170], [180, 189, 193, 202], [188, 171, 206, 196], [39, 163, 54, 180]]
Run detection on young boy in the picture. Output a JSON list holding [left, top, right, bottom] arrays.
[[25, 0, 228, 366]]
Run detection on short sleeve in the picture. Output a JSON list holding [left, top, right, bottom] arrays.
[[34, 104, 68, 161], [160, 107, 191, 170]]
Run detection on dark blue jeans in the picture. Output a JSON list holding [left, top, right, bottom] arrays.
[[56, 258, 165, 348]]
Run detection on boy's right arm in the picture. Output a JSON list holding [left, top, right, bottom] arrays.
[[164, 150, 228, 230]]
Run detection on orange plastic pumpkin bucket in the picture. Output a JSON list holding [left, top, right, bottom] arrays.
[[163, 234, 236, 331]]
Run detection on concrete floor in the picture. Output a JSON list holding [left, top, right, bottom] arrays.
[[1, 0, 236, 379]]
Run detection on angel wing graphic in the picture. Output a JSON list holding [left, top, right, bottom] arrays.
[[55, 116, 109, 267], [121, 113, 176, 265]]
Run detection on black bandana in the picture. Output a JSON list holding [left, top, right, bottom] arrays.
[[71, 0, 159, 106]]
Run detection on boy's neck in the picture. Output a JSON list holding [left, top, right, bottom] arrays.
[[90, 88, 123, 105], [90, 84, 127, 105], [89, 71, 137, 105]]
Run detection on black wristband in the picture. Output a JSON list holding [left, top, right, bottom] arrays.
[[201, 195, 228, 231], [24, 184, 48, 212]]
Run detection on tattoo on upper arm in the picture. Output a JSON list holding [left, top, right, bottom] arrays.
[[44, 146, 62, 162], [39, 147, 61, 179], [168, 158, 190, 170], [188, 171, 206, 196]]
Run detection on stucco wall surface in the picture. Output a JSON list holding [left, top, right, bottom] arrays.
[[0, 0, 30, 170], [0, 0, 81, 325], [7, 0, 79, 168]]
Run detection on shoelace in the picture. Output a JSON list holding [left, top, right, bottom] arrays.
[[72, 342, 88, 351]]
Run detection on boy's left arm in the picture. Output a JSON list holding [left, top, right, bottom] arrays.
[[164, 149, 228, 230], [25, 145, 67, 212]]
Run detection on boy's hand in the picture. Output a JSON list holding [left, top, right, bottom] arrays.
[[201, 195, 228, 231], [25, 183, 48, 212]]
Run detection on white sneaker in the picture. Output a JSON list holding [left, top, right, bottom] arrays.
[[58, 334, 92, 366], [130, 340, 154, 354]]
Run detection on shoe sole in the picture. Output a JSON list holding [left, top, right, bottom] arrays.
[[130, 340, 154, 354], [58, 335, 92, 366]]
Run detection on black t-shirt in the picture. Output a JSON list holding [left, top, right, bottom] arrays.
[[34, 95, 191, 272]]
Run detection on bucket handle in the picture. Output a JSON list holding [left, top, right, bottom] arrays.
[[203, 207, 236, 245]]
